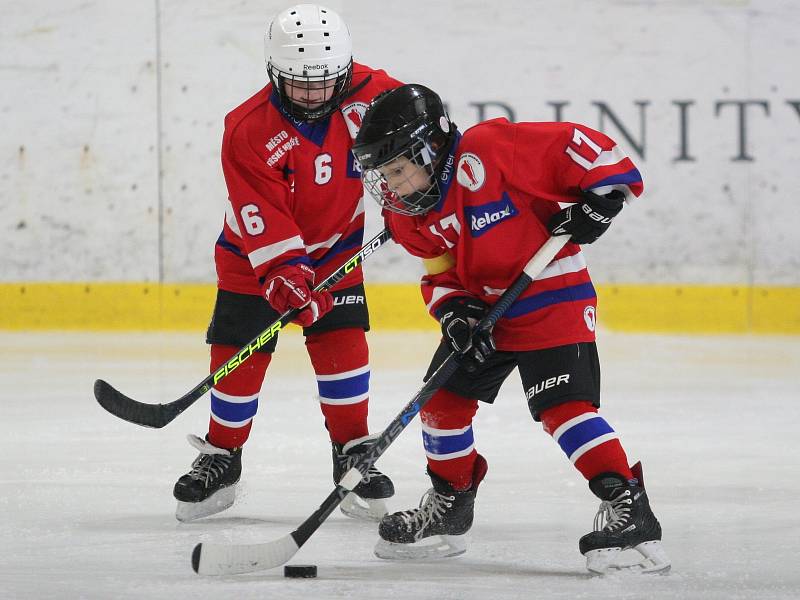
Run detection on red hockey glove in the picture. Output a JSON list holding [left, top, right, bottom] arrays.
[[263, 263, 334, 327], [548, 189, 625, 245]]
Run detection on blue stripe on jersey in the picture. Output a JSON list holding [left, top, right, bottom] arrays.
[[505, 282, 596, 319], [216, 231, 245, 258], [586, 168, 643, 190], [257, 256, 313, 286], [422, 426, 474, 456], [317, 371, 370, 400], [313, 228, 364, 268], [269, 91, 331, 146], [557, 417, 614, 458], [432, 132, 462, 214], [210, 393, 258, 423], [283, 255, 313, 267], [346, 150, 361, 179]]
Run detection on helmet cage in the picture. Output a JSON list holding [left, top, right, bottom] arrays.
[[267, 59, 353, 122], [362, 136, 445, 216]]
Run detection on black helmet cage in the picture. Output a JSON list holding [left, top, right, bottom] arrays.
[[268, 60, 353, 122], [357, 115, 454, 216]]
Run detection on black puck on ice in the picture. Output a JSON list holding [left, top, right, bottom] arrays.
[[284, 564, 317, 578]]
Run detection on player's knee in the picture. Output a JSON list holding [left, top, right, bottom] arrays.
[[539, 400, 598, 435], [421, 389, 478, 429]]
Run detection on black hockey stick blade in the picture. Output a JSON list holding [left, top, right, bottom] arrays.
[[93, 229, 393, 429], [94, 379, 193, 429], [192, 534, 301, 575], [191, 234, 570, 576], [193, 484, 351, 575]]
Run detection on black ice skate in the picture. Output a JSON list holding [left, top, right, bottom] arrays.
[[173, 434, 242, 522], [374, 454, 488, 560], [579, 462, 670, 574], [332, 435, 395, 522]]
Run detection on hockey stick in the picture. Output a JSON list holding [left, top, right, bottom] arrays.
[[94, 229, 393, 429], [192, 234, 570, 576]]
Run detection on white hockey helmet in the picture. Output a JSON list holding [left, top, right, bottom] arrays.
[[265, 4, 353, 121]]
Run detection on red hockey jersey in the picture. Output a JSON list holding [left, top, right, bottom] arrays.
[[216, 63, 402, 296], [386, 119, 644, 352]]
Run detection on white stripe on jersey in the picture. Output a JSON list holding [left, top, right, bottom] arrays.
[[225, 202, 242, 237], [588, 183, 634, 201], [248, 235, 305, 269], [588, 145, 629, 170], [305, 233, 342, 254], [535, 252, 587, 281], [481, 253, 587, 296], [350, 196, 365, 221]]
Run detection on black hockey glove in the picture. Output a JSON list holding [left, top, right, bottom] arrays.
[[435, 296, 496, 372], [547, 189, 625, 244]]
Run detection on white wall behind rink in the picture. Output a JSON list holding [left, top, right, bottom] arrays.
[[2, 0, 798, 285]]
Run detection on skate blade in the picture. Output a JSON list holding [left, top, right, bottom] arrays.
[[374, 534, 467, 560], [175, 485, 236, 523], [585, 541, 671, 575], [339, 493, 388, 522]]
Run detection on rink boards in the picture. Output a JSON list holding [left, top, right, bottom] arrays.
[[1, 282, 799, 334]]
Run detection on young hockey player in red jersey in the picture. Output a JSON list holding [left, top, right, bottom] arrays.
[[172, 4, 402, 523], [352, 84, 670, 574]]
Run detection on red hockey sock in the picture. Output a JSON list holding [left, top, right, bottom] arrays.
[[306, 328, 370, 445], [207, 344, 271, 449], [540, 401, 634, 481], [421, 389, 480, 490]]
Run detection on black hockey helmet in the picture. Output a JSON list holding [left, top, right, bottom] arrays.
[[353, 84, 456, 216]]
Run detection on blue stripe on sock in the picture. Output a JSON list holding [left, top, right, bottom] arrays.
[[423, 427, 474, 456], [210, 393, 258, 423], [557, 417, 614, 458], [317, 371, 370, 399]]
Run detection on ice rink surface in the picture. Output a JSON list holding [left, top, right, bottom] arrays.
[[2, 329, 799, 600]]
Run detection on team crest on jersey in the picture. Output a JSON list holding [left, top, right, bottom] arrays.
[[456, 152, 486, 191], [341, 102, 369, 140], [584, 306, 596, 332]]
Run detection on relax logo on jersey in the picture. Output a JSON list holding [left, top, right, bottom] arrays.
[[456, 152, 486, 191], [464, 193, 518, 237], [341, 102, 369, 140]]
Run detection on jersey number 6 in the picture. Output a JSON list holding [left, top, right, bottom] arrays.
[[315, 153, 333, 185], [241, 204, 265, 236]]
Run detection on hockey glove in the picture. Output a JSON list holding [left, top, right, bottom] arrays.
[[264, 263, 334, 328], [547, 189, 625, 244], [435, 296, 496, 372]]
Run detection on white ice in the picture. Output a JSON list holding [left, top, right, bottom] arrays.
[[2, 329, 799, 599]]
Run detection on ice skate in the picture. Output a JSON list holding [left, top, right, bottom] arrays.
[[374, 454, 487, 560], [173, 434, 242, 522], [580, 464, 670, 574], [333, 435, 395, 522]]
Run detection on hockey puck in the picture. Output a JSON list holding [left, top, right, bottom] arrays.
[[284, 564, 317, 578]]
